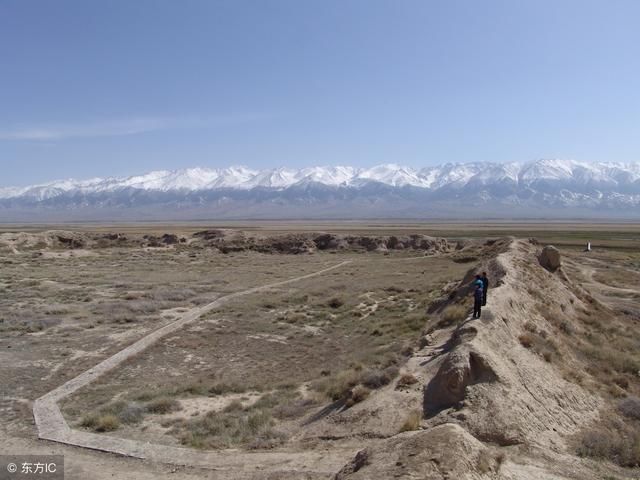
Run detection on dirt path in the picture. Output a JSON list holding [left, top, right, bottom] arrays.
[[564, 256, 640, 315], [33, 260, 356, 477]]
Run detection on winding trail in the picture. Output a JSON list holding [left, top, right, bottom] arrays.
[[33, 261, 355, 477], [564, 256, 640, 315]]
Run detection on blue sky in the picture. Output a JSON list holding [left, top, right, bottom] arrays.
[[1, 0, 639, 186]]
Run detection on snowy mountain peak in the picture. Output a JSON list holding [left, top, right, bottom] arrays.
[[4, 159, 640, 197], [1, 159, 639, 218]]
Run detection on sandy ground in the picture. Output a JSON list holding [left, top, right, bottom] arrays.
[[2, 228, 640, 479]]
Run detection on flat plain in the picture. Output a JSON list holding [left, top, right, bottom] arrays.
[[1, 222, 639, 480]]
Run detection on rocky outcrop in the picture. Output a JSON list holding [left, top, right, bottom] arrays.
[[191, 231, 452, 255], [334, 449, 369, 480], [258, 234, 317, 254], [55, 234, 85, 249], [1, 229, 452, 255], [313, 233, 349, 250], [333, 424, 498, 480], [160, 233, 179, 245], [424, 347, 498, 417], [539, 245, 561, 271]]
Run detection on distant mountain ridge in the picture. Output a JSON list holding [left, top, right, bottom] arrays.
[[2, 159, 640, 220]]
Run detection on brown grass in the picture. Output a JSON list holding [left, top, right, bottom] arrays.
[[619, 397, 640, 420], [399, 410, 422, 432], [396, 372, 418, 388], [346, 385, 371, 407], [145, 397, 181, 414], [518, 334, 534, 348], [327, 297, 344, 309], [81, 413, 120, 432], [576, 415, 640, 467], [35, 238, 469, 449], [440, 305, 468, 327], [518, 326, 558, 363], [175, 405, 285, 450]]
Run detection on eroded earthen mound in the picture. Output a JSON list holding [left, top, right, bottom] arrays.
[[539, 245, 561, 271], [334, 424, 499, 480], [423, 347, 498, 416], [192, 231, 453, 254]]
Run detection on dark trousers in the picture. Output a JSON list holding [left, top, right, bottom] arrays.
[[473, 299, 482, 318], [482, 289, 487, 306]]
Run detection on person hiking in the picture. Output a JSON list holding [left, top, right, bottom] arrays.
[[473, 275, 483, 319], [481, 271, 489, 306]]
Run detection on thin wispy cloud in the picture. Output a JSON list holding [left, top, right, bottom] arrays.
[[0, 113, 271, 141]]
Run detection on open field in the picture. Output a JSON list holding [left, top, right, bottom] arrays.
[[0, 245, 345, 433], [58, 251, 469, 450], [2, 220, 638, 249], [1, 223, 639, 479]]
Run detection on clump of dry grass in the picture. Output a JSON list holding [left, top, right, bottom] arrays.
[[581, 345, 639, 376], [396, 372, 418, 388], [145, 397, 181, 414], [576, 415, 640, 467], [164, 387, 304, 449], [223, 400, 244, 413], [179, 382, 209, 396], [327, 297, 344, 309], [118, 402, 145, 424], [360, 367, 398, 389], [399, 312, 426, 333], [208, 382, 250, 395], [79, 400, 145, 432], [619, 397, 640, 420], [399, 410, 422, 432], [310, 362, 404, 412], [319, 369, 360, 401], [0, 314, 62, 333], [272, 398, 318, 419], [81, 413, 120, 432], [518, 333, 533, 348], [345, 385, 371, 407], [122, 291, 147, 300], [559, 320, 573, 335], [476, 451, 492, 473], [133, 389, 158, 402], [439, 305, 467, 327], [176, 407, 284, 450], [153, 287, 196, 302], [517, 324, 559, 362]]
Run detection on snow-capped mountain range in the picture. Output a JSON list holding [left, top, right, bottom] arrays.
[[2, 159, 640, 220]]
